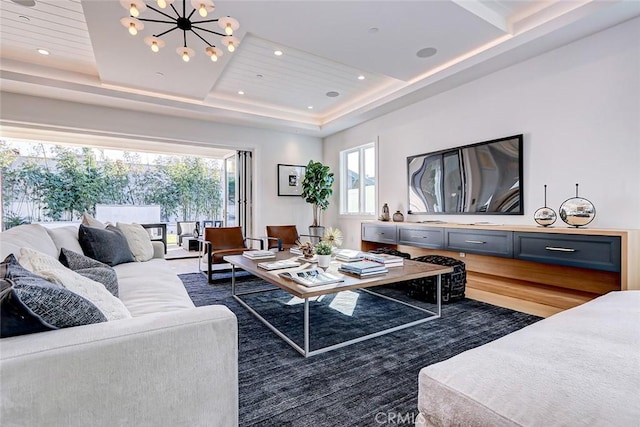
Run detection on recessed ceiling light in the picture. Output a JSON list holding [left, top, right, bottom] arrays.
[[274, 50, 283, 56], [11, 0, 36, 7], [416, 47, 438, 58], [37, 48, 50, 55], [256, 74, 263, 78], [155, 72, 164, 77], [368, 27, 379, 34], [18, 15, 30, 21], [238, 90, 245, 95], [326, 91, 340, 98], [307, 106, 313, 110], [357, 75, 365, 80]]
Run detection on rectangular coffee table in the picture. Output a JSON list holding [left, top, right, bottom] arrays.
[[224, 252, 453, 357]]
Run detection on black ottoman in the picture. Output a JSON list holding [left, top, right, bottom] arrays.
[[408, 255, 466, 303]]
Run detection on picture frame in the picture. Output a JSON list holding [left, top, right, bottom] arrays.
[[278, 164, 306, 196]]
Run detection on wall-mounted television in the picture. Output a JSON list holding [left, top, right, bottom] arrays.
[[407, 134, 524, 215]]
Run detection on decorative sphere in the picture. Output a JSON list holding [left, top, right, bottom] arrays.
[[534, 207, 557, 227], [559, 197, 595, 227]]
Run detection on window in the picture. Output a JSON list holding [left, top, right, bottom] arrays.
[[340, 142, 376, 215]]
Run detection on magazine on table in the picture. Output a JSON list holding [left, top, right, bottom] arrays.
[[362, 253, 404, 267], [338, 260, 388, 273], [338, 266, 389, 278], [334, 248, 365, 262], [279, 268, 344, 287], [258, 260, 301, 270]]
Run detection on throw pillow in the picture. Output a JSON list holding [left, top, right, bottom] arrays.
[[19, 248, 131, 321], [1, 254, 106, 337], [59, 248, 119, 297], [81, 212, 106, 228], [116, 223, 154, 262], [78, 224, 134, 267]]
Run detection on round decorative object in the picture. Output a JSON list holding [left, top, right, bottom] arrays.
[[534, 184, 557, 227], [559, 183, 596, 227], [392, 211, 404, 222]]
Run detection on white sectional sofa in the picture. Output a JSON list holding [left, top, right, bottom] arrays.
[[416, 290, 640, 426], [0, 223, 238, 426]]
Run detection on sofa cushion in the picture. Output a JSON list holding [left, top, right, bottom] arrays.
[[1, 254, 106, 335], [116, 223, 154, 262], [81, 212, 106, 228], [59, 248, 119, 297], [0, 224, 57, 260], [79, 224, 134, 267], [19, 248, 131, 321], [0, 276, 57, 338], [115, 259, 195, 317], [45, 225, 84, 255]]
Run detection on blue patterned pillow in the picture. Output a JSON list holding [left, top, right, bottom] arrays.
[[59, 248, 119, 297], [78, 224, 134, 267], [0, 254, 107, 338]]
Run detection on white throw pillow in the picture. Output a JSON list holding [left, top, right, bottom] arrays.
[[82, 212, 106, 228], [116, 223, 154, 262], [18, 247, 131, 321]]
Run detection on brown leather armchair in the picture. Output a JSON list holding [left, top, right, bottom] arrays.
[[265, 225, 319, 251], [203, 226, 263, 283]]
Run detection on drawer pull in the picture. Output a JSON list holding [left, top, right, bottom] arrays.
[[377, 232, 385, 235], [545, 246, 576, 253], [464, 240, 486, 244]]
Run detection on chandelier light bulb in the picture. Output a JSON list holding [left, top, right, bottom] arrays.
[[182, 52, 190, 62], [151, 41, 159, 52], [227, 42, 235, 52], [157, 0, 167, 8], [199, 4, 207, 17], [129, 23, 138, 35], [210, 52, 218, 62], [129, 4, 139, 17], [225, 23, 233, 35]]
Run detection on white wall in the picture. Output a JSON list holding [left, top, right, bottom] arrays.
[[0, 93, 322, 238], [324, 17, 640, 248]]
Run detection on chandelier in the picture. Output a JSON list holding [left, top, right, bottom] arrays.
[[119, 0, 240, 63]]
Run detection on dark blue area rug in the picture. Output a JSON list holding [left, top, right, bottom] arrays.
[[179, 272, 540, 427]]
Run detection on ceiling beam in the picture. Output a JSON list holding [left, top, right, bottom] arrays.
[[451, 0, 511, 33]]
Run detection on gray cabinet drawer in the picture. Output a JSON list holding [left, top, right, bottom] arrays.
[[362, 223, 397, 244], [397, 227, 443, 249], [445, 229, 513, 257], [514, 233, 621, 272]]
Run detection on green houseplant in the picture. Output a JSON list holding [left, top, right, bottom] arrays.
[[301, 160, 334, 236], [314, 240, 333, 268]]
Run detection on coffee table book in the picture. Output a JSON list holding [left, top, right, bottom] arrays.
[[279, 269, 344, 287], [258, 260, 301, 270], [243, 250, 276, 260], [362, 253, 404, 267], [338, 266, 389, 278]]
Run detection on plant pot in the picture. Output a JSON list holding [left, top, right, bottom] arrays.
[[317, 254, 331, 268], [308, 226, 325, 239]]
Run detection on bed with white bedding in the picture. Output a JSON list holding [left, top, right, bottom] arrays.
[[416, 291, 640, 427]]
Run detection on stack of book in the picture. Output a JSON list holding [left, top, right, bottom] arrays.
[[242, 250, 276, 260], [289, 247, 302, 255], [334, 249, 364, 262], [279, 269, 344, 287], [258, 260, 301, 270], [363, 252, 405, 268], [338, 260, 388, 277]]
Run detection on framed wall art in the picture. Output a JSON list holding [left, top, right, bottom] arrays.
[[278, 164, 306, 196]]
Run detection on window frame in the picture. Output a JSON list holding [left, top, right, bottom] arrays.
[[339, 141, 377, 217]]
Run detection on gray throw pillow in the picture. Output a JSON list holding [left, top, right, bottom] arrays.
[[78, 224, 134, 267], [1, 254, 107, 337], [59, 248, 119, 297]]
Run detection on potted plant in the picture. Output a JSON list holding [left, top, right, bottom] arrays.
[[314, 240, 333, 268], [301, 160, 335, 238]]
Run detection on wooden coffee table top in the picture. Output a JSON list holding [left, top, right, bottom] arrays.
[[224, 251, 453, 298]]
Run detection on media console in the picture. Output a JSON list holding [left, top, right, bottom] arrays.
[[361, 221, 639, 317]]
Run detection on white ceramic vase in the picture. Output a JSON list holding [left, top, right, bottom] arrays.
[[317, 254, 331, 268]]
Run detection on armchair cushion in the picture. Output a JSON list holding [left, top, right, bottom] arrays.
[[266, 225, 300, 250], [205, 227, 246, 251]]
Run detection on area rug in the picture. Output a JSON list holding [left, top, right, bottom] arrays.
[[179, 272, 540, 427]]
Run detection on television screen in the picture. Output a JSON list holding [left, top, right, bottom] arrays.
[[407, 134, 523, 215]]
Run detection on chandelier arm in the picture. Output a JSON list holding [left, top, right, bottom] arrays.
[[189, 29, 214, 47], [187, 9, 196, 20], [183, 29, 187, 47], [190, 18, 220, 24], [191, 25, 226, 37], [171, 3, 180, 18], [146, 4, 178, 22], [154, 26, 180, 38], [137, 18, 177, 24]]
